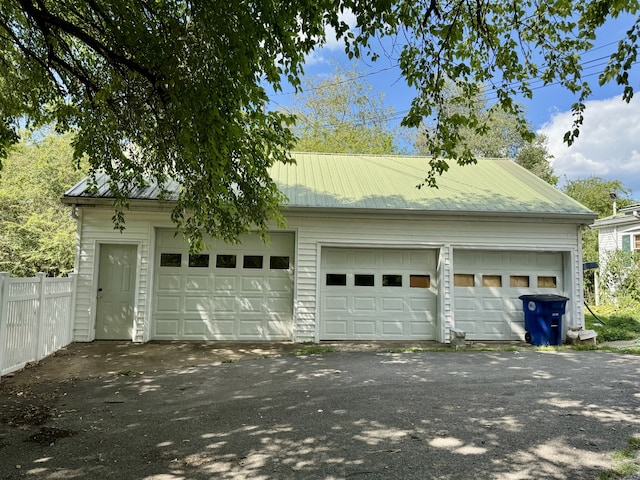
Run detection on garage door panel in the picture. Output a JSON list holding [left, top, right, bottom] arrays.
[[239, 297, 263, 312], [321, 248, 437, 340], [213, 276, 237, 291], [325, 296, 348, 311], [185, 296, 209, 312], [410, 297, 433, 311], [354, 296, 376, 311], [184, 317, 210, 335], [354, 250, 376, 264], [153, 229, 294, 340], [382, 320, 403, 335], [154, 318, 180, 336], [185, 275, 209, 291], [238, 319, 262, 337], [212, 297, 235, 312], [454, 249, 563, 341], [325, 249, 349, 266], [354, 320, 376, 334], [156, 296, 180, 313], [381, 297, 404, 311], [268, 297, 293, 314], [208, 318, 236, 336], [156, 274, 181, 291]]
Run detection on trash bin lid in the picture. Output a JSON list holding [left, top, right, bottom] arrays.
[[518, 294, 569, 302]]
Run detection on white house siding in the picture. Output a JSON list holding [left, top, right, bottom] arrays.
[[72, 208, 584, 343]]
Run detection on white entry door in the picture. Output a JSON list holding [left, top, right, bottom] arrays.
[[95, 244, 137, 340]]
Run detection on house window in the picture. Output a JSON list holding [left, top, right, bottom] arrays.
[[635, 236, 640, 250], [270, 256, 290, 269], [383, 274, 402, 287], [410, 275, 430, 288], [538, 276, 557, 288], [243, 255, 263, 269], [326, 274, 347, 286], [216, 254, 236, 268], [482, 275, 502, 287], [510, 275, 530, 288], [188, 254, 209, 268], [454, 274, 475, 287], [160, 253, 182, 267], [354, 274, 375, 286]]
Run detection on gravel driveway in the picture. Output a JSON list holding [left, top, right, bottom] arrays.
[[1, 344, 639, 479]]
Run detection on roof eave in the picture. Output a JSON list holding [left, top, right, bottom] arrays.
[[281, 206, 596, 223]]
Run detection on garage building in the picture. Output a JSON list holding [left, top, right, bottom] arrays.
[[62, 153, 595, 343]]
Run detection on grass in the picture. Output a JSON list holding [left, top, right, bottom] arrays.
[[585, 304, 640, 342], [597, 437, 640, 480], [293, 345, 335, 356]]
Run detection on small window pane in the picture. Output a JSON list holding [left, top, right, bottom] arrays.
[[482, 275, 502, 287], [270, 256, 290, 269], [510, 275, 530, 288], [635, 235, 640, 250], [216, 254, 236, 268], [538, 276, 557, 288], [355, 274, 375, 286], [410, 275, 430, 288], [243, 255, 263, 269], [383, 274, 402, 287], [454, 274, 475, 287], [160, 253, 182, 267], [326, 274, 347, 286], [189, 254, 209, 268]]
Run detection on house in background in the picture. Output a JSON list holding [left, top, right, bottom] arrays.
[[592, 203, 640, 302], [593, 203, 640, 259], [61, 153, 596, 344]]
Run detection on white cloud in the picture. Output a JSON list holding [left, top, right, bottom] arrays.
[[304, 10, 357, 65], [539, 96, 640, 196]]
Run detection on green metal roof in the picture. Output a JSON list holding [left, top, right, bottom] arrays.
[[63, 152, 595, 220], [274, 153, 595, 219]]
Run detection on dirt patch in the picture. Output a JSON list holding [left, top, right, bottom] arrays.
[[26, 426, 76, 445]]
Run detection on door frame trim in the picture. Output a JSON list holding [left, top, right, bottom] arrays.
[[91, 241, 142, 341]]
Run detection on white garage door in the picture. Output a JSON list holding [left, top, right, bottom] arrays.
[[453, 250, 564, 340], [153, 229, 294, 340], [320, 248, 437, 340]]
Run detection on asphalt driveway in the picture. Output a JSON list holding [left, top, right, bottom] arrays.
[[1, 346, 640, 479]]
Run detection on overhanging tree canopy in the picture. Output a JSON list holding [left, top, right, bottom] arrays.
[[1, 0, 638, 245]]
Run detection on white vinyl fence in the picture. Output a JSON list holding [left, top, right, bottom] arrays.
[[0, 272, 77, 377]]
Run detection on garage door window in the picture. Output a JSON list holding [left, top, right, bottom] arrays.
[[327, 273, 347, 286], [410, 275, 430, 288], [538, 276, 557, 288], [243, 255, 263, 269], [482, 275, 502, 287], [216, 254, 237, 268], [355, 274, 375, 286], [189, 254, 209, 268], [383, 274, 402, 287], [510, 275, 529, 287], [160, 253, 182, 267], [270, 256, 290, 269], [454, 274, 475, 287]]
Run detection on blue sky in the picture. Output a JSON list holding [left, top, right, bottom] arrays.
[[268, 13, 640, 199]]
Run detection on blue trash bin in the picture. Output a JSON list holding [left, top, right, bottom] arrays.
[[519, 294, 569, 346]]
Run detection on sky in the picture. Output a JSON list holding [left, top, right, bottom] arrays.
[[267, 12, 640, 198]]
